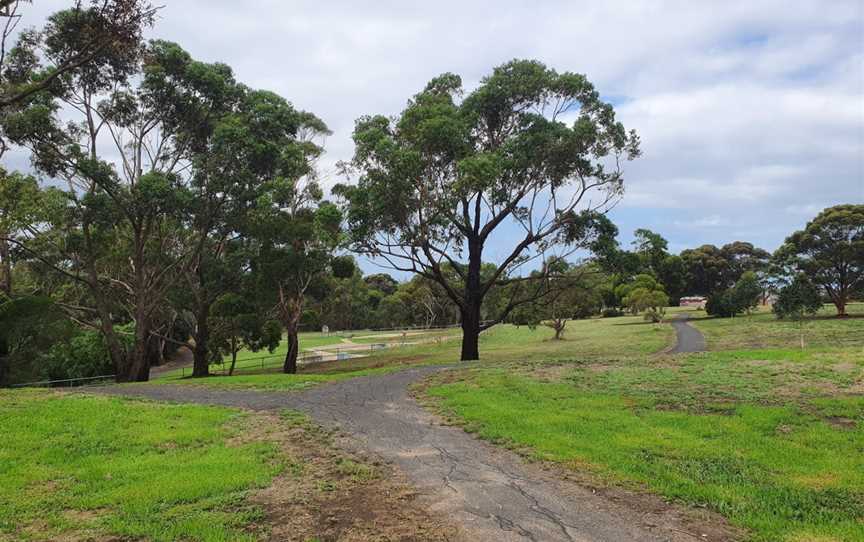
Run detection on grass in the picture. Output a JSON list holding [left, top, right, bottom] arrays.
[[151, 314, 674, 390], [424, 344, 864, 541], [687, 303, 864, 351], [0, 390, 282, 541]]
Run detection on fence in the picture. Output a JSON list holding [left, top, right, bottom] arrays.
[[9, 374, 117, 389], [180, 343, 391, 377]]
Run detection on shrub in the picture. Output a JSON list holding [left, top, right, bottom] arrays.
[[602, 308, 624, 318], [643, 307, 666, 323], [40, 330, 123, 382], [705, 290, 737, 317], [773, 276, 823, 321], [706, 272, 764, 318]]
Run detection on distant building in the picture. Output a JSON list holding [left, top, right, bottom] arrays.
[[680, 296, 707, 308]]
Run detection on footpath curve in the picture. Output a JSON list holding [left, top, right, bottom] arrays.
[[90, 365, 728, 541]]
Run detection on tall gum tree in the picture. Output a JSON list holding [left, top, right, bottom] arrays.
[[335, 60, 639, 360], [775, 204, 863, 317]]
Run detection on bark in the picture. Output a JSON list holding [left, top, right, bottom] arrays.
[[283, 325, 299, 374], [459, 240, 483, 361], [229, 337, 237, 376], [460, 302, 481, 361], [0, 235, 10, 296], [119, 319, 151, 382], [192, 301, 211, 377]]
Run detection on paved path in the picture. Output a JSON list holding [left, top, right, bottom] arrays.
[[90, 368, 720, 541], [669, 314, 706, 353]]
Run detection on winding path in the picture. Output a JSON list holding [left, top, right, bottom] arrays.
[[669, 314, 706, 353], [90, 367, 724, 542]]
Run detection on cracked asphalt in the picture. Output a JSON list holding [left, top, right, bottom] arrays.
[[90, 367, 710, 541], [670, 314, 706, 353]]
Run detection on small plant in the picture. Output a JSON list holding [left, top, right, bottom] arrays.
[[773, 275, 823, 349], [643, 307, 666, 323]]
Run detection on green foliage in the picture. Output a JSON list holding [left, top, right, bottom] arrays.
[[706, 272, 763, 318], [0, 295, 74, 385], [773, 276, 824, 321], [209, 293, 280, 374], [775, 204, 864, 316], [40, 329, 124, 382], [335, 59, 639, 359], [616, 274, 668, 316]]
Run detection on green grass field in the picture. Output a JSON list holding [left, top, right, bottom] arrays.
[[421, 307, 864, 541], [688, 303, 864, 351], [155, 314, 674, 390], [0, 391, 281, 541], [6, 305, 861, 541]]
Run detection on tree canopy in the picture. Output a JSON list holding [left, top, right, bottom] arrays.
[[335, 59, 639, 360]]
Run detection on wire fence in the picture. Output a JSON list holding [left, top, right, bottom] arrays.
[[180, 327, 464, 378], [9, 374, 117, 389]]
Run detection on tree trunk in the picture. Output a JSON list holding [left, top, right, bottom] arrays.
[[119, 321, 151, 382], [192, 302, 211, 377], [835, 297, 847, 317], [460, 302, 481, 361], [0, 235, 11, 297], [459, 238, 484, 361], [554, 320, 565, 340], [229, 338, 237, 376], [283, 325, 299, 374]]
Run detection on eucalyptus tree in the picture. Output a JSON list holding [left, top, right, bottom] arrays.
[[0, 0, 157, 113], [0, 168, 41, 295], [336, 60, 639, 360], [0, 10, 196, 381], [774, 204, 863, 316], [250, 180, 351, 374]]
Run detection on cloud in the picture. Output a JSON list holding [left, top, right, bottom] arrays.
[[5, 0, 864, 271]]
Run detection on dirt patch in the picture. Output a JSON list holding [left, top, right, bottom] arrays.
[[301, 355, 428, 376], [237, 412, 459, 542], [825, 416, 857, 430]]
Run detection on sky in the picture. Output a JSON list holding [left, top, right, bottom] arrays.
[[6, 0, 864, 272]]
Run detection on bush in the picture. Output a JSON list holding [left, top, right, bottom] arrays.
[[40, 330, 121, 382], [643, 307, 666, 323], [706, 272, 763, 318], [602, 308, 624, 318], [706, 290, 737, 317], [773, 276, 823, 321]]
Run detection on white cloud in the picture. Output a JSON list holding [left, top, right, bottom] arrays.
[[5, 0, 863, 261]]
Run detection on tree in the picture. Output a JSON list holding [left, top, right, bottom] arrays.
[[731, 271, 762, 315], [614, 273, 668, 321], [209, 293, 280, 376], [632, 228, 668, 274], [705, 272, 762, 318], [775, 204, 863, 317], [0, 1, 157, 114], [0, 168, 42, 296], [681, 245, 728, 296], [335, 60, 639, 360], [250, 169, 351, 373], [657, 254, 687, 305], [773, 275, 823, 349], [0, 13, 197, 382], [364, 273, 398, 296]]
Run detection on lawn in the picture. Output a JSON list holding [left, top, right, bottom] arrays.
[[687, 303, 864, 350], [153, 314, 675, 390], [422, 317, 864, 541], [0, 389, 453, 541], [0, 390, 282, 541]]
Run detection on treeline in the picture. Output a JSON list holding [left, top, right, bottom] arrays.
[[0, 2, 861, 386]]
